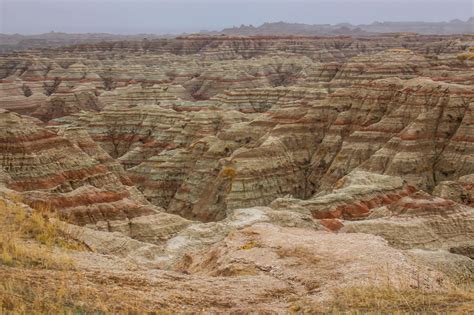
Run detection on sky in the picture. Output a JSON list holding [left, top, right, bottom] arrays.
[[1, 0, 473, 35]]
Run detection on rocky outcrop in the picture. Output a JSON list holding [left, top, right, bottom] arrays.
[[342, 191, 474, 251], [308, 77, 474, 192], [1, 34, 472, 120], [433, 174, 474, 205], [56, 76, 472, 223], [271, 171, 417, 221], [0, 109, 189, 239]]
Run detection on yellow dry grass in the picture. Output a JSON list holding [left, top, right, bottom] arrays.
[[457, 52, 474, 61], [291, 280, 474, 314], [1, 271, 122, 314], [0, 194, 90, 313], [326, 284, 474, 314], [0, 195, 82, 269], [221, 166, 237, 179], [239, 241, 259, 250]]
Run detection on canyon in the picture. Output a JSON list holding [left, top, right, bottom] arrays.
[[0, 33, 473, 312]]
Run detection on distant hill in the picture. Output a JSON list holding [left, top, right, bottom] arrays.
[[209, 18, 474, 36], [0, 32, 170, 53], [1, 18, 472, 53], [211, 22, 371, 36], [359, 18, 474, 34]]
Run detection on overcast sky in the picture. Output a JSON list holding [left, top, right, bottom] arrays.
[[1, 0, 473, 34]]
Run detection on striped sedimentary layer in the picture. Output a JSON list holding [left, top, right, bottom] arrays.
[[1, 35, 472, 121], [308, 77, 474, 192], [211, 86, 327, 113], [0, 109, 191, 238], [271, 171, 417, 221], [127, 92, 335, 221], [68, 77, 474, 223], [343, 190, 474, 251], [1, 36, 472, 224], [55, 34, 471, 61]]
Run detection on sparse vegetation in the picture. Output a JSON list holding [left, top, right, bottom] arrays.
[[0, 194, 82, 269], [0, 195, 92, 313], [0, 271, 128, 314], [20, 84, 32, 97], [326, 284, 474, 314], [221, 166, 237, 179], [239, 241, 258, 250], [277, 245, 321, 265], [291, 282, 474, 314], [457, 48, 474, 61]]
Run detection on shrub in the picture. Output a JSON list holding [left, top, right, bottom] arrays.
[[457, 52, 474, 61], [221, 166, 237, 179], [239, 241, 258, 250]]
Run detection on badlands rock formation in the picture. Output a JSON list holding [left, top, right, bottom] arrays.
[[0, 34, 473, 312]]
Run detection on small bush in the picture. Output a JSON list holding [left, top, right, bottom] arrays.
[[221, 166, 237, 179], [457, 52, 474, 61], [239, 241, 258, 250]]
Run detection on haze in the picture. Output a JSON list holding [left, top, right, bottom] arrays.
[[1, 0, 473, 34]]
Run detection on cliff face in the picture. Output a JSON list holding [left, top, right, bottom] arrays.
[[0, 34, 473, 312]]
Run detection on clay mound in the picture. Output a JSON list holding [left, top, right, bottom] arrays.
[[433, 173, 474, 205], [150, 78, 472, 221], [1, 34, 471, 121], [183, 223, 446, 295], [343, 190, 474, 251], [271, 171, 417, 221], [211, 86, 327, 113]]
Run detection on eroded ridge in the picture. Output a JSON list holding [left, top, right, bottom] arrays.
[[0, 34, 473, 313]]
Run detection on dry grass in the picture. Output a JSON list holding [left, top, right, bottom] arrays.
[[457, 52, 474, 61], [221, 166, 237, 179], [0, 268, 182, 314], [291, 283, 474, 314], [326, 284, 474, 314], [289, 261, 474, 313], [0, 270, 135, 314], [0, 194, 91, 313], [1, 276, 91, 314], [239, 241, 259, 250], [0, 195, 83, 269]]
